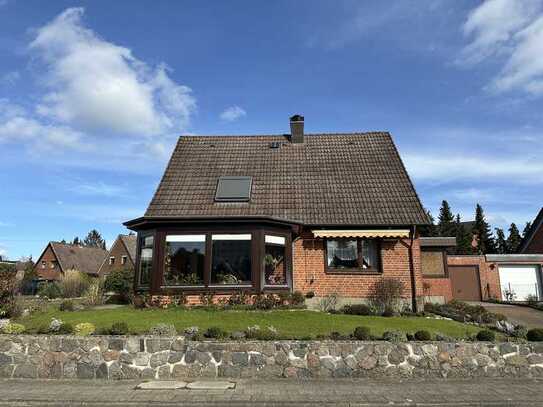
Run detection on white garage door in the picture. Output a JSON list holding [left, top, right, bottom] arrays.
[[499, 265, 541, 301]]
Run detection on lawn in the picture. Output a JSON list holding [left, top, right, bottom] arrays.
[[16, 306, 481, 339]]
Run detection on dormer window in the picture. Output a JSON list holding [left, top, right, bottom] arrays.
[[215, 176, 252, 202]]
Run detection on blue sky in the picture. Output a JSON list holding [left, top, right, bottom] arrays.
[[1, 0, 543, 260]]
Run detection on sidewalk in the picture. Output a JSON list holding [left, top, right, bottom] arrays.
[[0, 378, 542, 406]]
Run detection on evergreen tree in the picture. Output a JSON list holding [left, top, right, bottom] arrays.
[[506, 223, 522, 254], [83, 229, 106, 250], [494, 228, 507, 254], [455, 214, 473, 255], [419, 209, 437, 237], [72, 237, 80, 246], [437, 200, 456, 237], [473, 204, 496, 254], [522, 222, 532, 239]]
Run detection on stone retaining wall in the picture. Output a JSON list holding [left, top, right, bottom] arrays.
[[1, 335, 543, 380]]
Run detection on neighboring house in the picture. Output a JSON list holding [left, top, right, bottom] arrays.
[[124, 115, 430, 309], [519, 208, 543, 254], [34, 242, 108, 281], [98, 234, 137, 276]]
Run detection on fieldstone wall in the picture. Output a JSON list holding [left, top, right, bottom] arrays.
[[1, 335, 543, 380]]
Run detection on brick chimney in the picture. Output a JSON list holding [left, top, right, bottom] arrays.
[[290, 114, 304, 143]]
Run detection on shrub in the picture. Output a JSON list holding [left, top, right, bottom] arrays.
[[527, 328, 543, 342], [228, 291, 250, 306], [353, 326, 371, 340], [305, 291, 315, 299], [476, 329, 496, 342], [109, 322, 129, 335], [104, 268, 134, 302], [74, 323, 96, 336], [59, 299, 75, 312], [184, 326, 199, 337], [329, 331, 346, 340], [414, 330, 432, 341], [84, 279, 105, 306], [148, 323, 177, 336], [245, 325, 278, 340], [289, 291, 305, 306], [57, 323, 74, 335], [252, 294, 277, 310], [49, 318, 63, 333], [382, 330, 406, 342], [2, 322, 25, 334], [512, 325, 528, 339], [204, 326, 228, 339], [342, 303, 374, 316], [0, 264, 17, 318], [318, 292, 339, 312], [370, 278, 405, 313], [37, 282, 62, 299], [59, 270, 91, 298], [382, 307, 395, 317], [199, 292, 215, 307]]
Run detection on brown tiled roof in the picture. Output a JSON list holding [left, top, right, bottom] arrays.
[[50, 242, 107, 276], [420, 237, 457, 247], [519, 207, 543, 254], [120, 234, 137, 262], [140, 133, 429, 226]]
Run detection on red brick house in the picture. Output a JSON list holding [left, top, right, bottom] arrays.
[[124, 116, 430, 309], [34, 242, 107, 281], [520, 208, 543, 254], [97, 234, 137, 277]]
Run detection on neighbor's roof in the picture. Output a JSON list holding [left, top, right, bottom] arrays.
[[50, 242, 107, 276], [519, 207, 543, 254], [136, 133, 429, 226], [120, 234, 137, 262], [486, 254, 543, 263]]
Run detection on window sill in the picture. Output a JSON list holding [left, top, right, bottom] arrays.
[[326, 269, 382, 275]]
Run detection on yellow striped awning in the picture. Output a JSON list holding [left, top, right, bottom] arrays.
[[311, 229, 410, 239]]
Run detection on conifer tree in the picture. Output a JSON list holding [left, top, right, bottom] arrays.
[[437, 200, 456, 237], [506, 223, 522, 254], [455, 214, 472, 255], [494, 228, 507, 254], [522, 222, 532, 239], [83, 230, 106, 250], [473, 204, 496, 254], [419, 209, 437, 237]]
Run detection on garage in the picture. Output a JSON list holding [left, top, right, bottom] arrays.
[[449, 265, 482, 301], [498, 264, 541, 301]]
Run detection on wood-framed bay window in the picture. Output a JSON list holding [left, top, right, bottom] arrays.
[[143, 227, 293, 294], [136, 232, 155, 289], [325, 238, 381, 274]]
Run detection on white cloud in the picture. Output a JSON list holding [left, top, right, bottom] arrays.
[[220, 105, 246, 122], [0, 71, 20, 86], [460, 0, 543, 96], [404, 152, 543, 182], [0, 100, 87, 152], [70, 182, 127, 197], [0, 221, 13, 227], [29, 7, 195, 136]]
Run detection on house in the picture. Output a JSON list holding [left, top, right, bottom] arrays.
[[519, 208, 543, 254], [34, 242, 108, 281], [98, 234, 137, 276], [124, 115, 430, 310]]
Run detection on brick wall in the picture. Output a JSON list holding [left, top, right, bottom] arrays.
[[422, 278, 452, 303], [292, 231, 422, 302], [35, 245, 61, 281]]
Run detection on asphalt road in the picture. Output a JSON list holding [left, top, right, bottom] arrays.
[[0, 378, 542, 406], [480, 302, 543, 328]]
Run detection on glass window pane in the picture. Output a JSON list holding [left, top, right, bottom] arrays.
[[211, 236, 252, 285], [361, 240, 379, 270], [264, 235, 287, 286], [138, 236, 153, 286], [327, 239, 359, 269], [164, 235, 206, 286]]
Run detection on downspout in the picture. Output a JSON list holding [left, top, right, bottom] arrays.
[[408, 225, 418, 312]]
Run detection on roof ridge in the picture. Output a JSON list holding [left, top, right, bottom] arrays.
[[179, 131, 390, 139]]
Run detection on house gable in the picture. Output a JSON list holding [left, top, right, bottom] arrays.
[[98, 235, 136, 276], [520, 208, 543, 254]]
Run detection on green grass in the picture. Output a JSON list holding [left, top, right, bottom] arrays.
[[16, 306, 481, 339]]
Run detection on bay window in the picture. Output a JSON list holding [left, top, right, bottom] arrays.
[[164, 235, 205, 286], [326, 238, 380, 272]]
